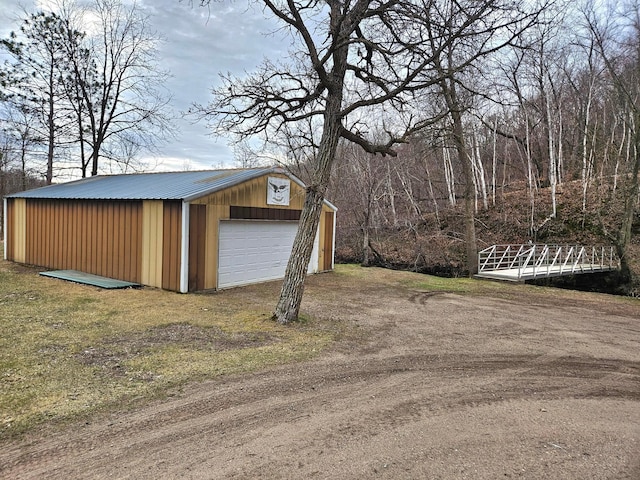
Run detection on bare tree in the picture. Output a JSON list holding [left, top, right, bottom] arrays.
[[232, 141, 268, 168], [1, 0, 173, 179], [425, 0, 542, 274], [191, 0, 451, 322], [65, 0, 173, 176], [0, 102, 45, 189], [0, 11, 75, 183], [583, 0, 640, 283], [331, 143, 389, 266], [194, 0, 544, 322], [0, 109, 47, 235]]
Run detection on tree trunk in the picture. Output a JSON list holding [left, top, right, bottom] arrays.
[[46, 62, 55, 185], [91, 146, 100, 176], [445, 79, 477, 276], [443, 146, 456, 206], [273, 185, 327, 324], [491, 117, 497, 206], [423, 155, 441, 230], [361, 225, 370, 266], [386, 163, 398, 226], [545, 86, 557, 218], [361, 201, 371, 267], [616, 117, 640, 283], [273, 70, 345, 324], [460, 148, 478, 276]]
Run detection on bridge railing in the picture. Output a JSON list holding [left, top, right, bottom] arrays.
[[478, 244, 619, 279], [478, 244, 529, 272]]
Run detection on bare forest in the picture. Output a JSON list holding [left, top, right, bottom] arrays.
[[321, 1, 640, 295]]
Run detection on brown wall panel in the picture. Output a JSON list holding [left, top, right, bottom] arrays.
[[64, 202, 72, 270], [23, 199, 142, 283], [188, 204, 207, 291], [100, 203, 107, 275], [106, 204, 114, 277], [323, 211, 335, 271], [120, 204, 127, 277], [141, 200, 164, 288], [203, 204, 229, 290], [230, 206, 302, 221], [162, 201, 182, 291], [66, 203, 74, 270], [89, 203, 99, 272], [83, 203, 90, 272], [5, 198, 14, 260]]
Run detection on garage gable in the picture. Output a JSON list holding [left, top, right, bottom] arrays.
[[190, 172, 306, 209]]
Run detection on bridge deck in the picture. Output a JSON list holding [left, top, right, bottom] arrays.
[[476, 244, 619, 282], [475, 264, 617, 282]]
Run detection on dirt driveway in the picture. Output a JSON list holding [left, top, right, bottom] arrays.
[[2, 269, 639, 479]]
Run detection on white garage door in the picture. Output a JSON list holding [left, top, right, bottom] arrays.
[[218, 220, 317, 289]]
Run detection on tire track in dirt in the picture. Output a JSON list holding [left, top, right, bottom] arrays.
[[2, 352, 638, 479]]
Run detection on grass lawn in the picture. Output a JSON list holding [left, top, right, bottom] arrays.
[[0, 245, 341, 439]]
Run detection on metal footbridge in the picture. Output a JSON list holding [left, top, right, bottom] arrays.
[[476, 244, 619, 282]]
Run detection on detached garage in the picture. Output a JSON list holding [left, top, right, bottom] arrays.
[[3, 167, 336, 292]]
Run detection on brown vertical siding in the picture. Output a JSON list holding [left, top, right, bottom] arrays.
[[129, 204, 139, 282], [105, 203, 114, 277], [16, 198, 27, 262], [118, 203, 126, 278], [141, 200, 164, 288], [5, 198, 14, 259], [162, 201, 182, 291], [323, 211, 335, 271], [89, 202, 98, 272], [188, 204, 207, 291], [23, 199, 142, 282], [100, 203, 108, 275], [204, 204, 229, 290], [65, 202, 72, 269]]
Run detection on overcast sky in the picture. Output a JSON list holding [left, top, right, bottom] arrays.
[[0, 0, 289, 172]]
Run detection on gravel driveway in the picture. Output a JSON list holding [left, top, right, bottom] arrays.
[[2, 269, 639, 479]]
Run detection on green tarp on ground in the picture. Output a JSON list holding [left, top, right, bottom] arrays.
[[39, 270, 140, 289]]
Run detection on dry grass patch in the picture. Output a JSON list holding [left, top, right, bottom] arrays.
[[0, 252, 338, 439], [334, 263, 640, 316]]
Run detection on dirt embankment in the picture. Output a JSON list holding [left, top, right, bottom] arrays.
[[1, 269, 639, 479]]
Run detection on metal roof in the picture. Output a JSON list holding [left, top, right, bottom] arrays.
[[5, 167, 284, 201]]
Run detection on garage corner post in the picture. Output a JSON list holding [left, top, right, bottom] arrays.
[[2, 198, 7, 260], [179, 201, 190, 293]]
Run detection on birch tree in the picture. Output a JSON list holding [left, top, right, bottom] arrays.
[[584, 0, 640, 283], [424, 0, 542, 274]]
